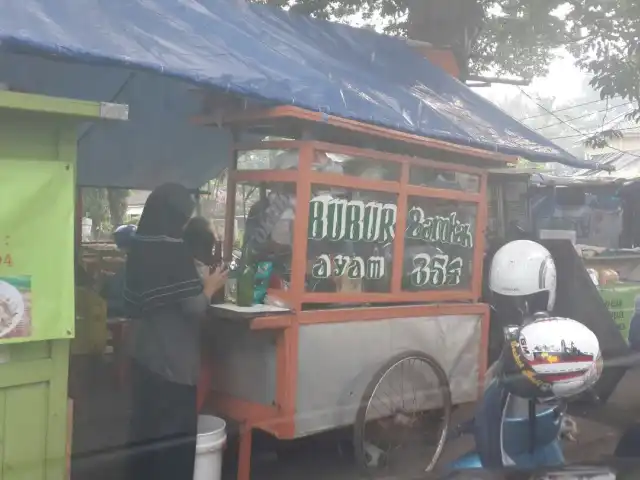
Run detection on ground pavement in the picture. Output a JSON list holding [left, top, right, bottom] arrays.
[[70, 364, 640, 480]]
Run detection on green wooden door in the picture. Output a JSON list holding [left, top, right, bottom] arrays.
[[0, 341, 70, 480]]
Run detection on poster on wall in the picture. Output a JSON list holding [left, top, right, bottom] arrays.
[[0, 160, 74, 343], [599, 283, 640, 344]]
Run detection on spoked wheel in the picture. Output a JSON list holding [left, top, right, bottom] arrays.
[[354, 350, 452, 478]]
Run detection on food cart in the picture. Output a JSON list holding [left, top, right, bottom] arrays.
[[190, 102, 516, 479], [2, 2, 630, 479], [0, 90, 618, 480], [0, 89, 126, 479]]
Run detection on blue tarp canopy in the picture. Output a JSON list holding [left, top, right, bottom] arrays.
[[0, 0, 599, 189]]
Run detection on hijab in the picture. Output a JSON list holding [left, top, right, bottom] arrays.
[[124, 183, 202, 316]]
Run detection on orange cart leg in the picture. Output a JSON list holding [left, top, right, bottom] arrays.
[[67, 399, 73, 480], [197, 358, 213, 413], [113, 323, 131, 390], [237, 424, 253, 480]]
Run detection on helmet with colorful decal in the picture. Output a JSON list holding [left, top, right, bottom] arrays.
[[489, 240, 557, 314], [501, 317, 602, 400]]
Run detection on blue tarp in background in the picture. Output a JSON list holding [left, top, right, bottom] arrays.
[[0, 54, 231, 190], [0, 0, 597, 189]]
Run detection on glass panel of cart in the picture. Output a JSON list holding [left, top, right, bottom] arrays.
[[236, 148, 298, 170], [403, 199, 477, 291], [409, 164, 480, 192], [306, 185, 397, 293], [235, 180, 296, 285]]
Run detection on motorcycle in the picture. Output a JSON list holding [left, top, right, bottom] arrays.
[[446, 318, 601, 473]]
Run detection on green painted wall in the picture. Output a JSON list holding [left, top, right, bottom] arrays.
[[0, 113, 77, 344], [599, 282, 640, 344], [0, 341, 70, 480], [0, 91, 115, 480]]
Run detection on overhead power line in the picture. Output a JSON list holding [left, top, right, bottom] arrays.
[[548, 126, 640, 141], [518, 87, 640, 160], [600, 107, 638, 131], [546, 107, 639, 140], [517, 98, 630, 121], [532, 102, 633, 131]]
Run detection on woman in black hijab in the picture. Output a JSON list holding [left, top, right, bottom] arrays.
[[124, 183, 227, 480]]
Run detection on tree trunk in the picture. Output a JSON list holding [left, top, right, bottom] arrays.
[[406, 0, 482, 45], [405, 0, 484, 80], [107, 189, 129, 228]]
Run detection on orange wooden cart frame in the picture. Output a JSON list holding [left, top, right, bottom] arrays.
[[226, 140, 490, 304], [192, 105, 516, 165], [199, 108, 512, 480]]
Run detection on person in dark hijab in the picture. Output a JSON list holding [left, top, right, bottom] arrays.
[[124, 183, 227, 480]]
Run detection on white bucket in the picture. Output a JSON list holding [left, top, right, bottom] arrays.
[[194, 415, 226, 480]]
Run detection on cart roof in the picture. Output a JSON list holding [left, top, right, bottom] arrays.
[[0, 0, 601, 189]]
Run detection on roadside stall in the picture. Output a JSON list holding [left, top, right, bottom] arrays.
[[190, 102, 522, 480], [486, 167, 539, 240], [483, 171, 640, 350], [530, 175, 626, 249], [0, 89, 126, 479], [529, 175, 640, 344], [0, 2, 616, 479], [476, 169, 630, 400]]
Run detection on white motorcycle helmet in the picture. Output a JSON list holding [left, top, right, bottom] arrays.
[[502, 317, 603, 400], [489, 240, 557, 314]]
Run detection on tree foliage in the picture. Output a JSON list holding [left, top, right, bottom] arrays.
[[567, 1, 640, 120], [256, 0, 640, 115], [82, 188, 110, 238], [82, 188, 131, 240], [107, 189, 129, 228]]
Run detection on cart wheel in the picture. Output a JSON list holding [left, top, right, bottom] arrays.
[[354, 350, 451, 478]]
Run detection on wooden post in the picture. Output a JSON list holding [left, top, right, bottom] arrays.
[[237, 425, 253, 480], [66, 399, 73, 480]]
